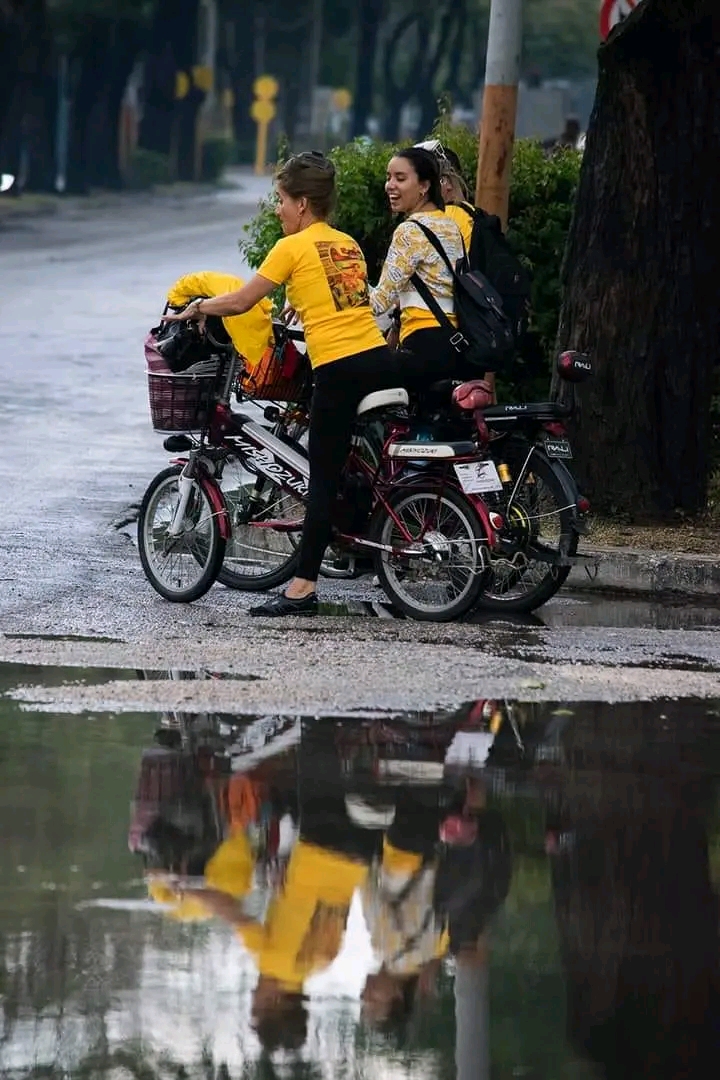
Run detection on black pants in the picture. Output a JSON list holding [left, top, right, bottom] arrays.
[[399, 327, 494, 388], [396, 328, 462, 390], [296, 345, 400, 581]]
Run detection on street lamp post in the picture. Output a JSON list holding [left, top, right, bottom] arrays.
[[475, 0, 523, 230]]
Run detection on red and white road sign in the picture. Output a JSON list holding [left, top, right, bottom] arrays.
[[600, 0, 639, 40]]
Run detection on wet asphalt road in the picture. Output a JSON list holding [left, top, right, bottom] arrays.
[[1, 179, 719, 711]]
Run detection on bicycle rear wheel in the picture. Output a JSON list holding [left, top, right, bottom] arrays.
[[477, 449, 577, 613], [138, 465, 225, 602], [373, 486, 489, 622]]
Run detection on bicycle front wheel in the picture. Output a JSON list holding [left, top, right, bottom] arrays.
[[373, 486, 490, 622], [138, 465, 226, 602]]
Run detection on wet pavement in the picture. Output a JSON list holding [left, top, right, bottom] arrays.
[[0, 176, 719, 707], [3, 180, 720, 1076], [1, 683, 719, 1079]]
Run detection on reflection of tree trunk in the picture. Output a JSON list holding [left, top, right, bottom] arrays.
[[549, 701, 720, 1075], [351, 0, 384, 138], [556, 0, 720, 518]]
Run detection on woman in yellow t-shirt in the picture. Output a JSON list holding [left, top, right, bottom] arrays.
[[163, 152, 399, 617]]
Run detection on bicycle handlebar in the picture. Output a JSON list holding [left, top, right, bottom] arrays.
[[273, 320, 306, 343]]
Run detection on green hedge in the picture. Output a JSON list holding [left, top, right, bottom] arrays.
[[239, 121, 582, 396]]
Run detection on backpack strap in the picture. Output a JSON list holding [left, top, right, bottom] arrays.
[[410, 219, 459, 276], [407, 220, 468, 352]]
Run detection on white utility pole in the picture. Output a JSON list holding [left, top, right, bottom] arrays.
[[475, 0, 523, 229]]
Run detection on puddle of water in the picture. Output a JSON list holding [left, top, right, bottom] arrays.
[[306, 595, 720, 633], [1, 694, 719, 1078], [3, 632, 126, 644]]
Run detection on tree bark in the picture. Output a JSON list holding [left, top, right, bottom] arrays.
[[556, 0, 720, 519]]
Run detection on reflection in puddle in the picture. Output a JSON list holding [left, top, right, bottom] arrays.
[[1, 697, 719, 1077]]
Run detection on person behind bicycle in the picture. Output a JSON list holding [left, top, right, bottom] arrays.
[[370, 147, 468, 390], [163, 152, 400, 618]]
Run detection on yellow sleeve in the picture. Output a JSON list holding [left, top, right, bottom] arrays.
[[445, 205, 474, 252], [258, 236, 298, 286], [370, 221, 423, 315]]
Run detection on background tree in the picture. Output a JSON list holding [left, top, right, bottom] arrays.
[[557, 0, 720, 519]]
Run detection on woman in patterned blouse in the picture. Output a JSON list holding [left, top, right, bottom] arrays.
[[370, 147, 465, 387]]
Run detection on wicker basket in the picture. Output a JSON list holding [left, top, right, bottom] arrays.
[[147, 370, 217, 432], [240, 338, 311, 402]]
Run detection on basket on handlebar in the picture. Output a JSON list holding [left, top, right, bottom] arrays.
[[147, 365, 219, 432], [240, 330, 311, 402]]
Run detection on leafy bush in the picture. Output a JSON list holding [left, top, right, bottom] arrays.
[[239, 122, 582, 396], [201, 137, 236, 183], [125, 148, 172, 190]]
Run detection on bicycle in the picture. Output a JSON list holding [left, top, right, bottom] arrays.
[[138, 322, 503, 621]]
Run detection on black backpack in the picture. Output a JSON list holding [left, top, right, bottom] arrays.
[[455, 202, 532, 345], [409, 221, 515, 372]]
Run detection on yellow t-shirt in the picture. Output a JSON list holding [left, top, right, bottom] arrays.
[[166, 270, 273, 369], [238, 840, 368, 991], [445, 203, 474, 253], [257, 222, 385, 368]]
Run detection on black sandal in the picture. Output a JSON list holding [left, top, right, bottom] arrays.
[[248, 592, 318, 617]]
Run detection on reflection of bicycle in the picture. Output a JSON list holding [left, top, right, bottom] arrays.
[[138, 321, 498, 621]]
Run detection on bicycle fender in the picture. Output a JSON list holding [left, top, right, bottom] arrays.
[[198, 472, 231, 541], [463, 491, 498, 548], [533, 451, 582, 528]]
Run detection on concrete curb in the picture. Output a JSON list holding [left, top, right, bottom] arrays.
[[569, 545, 720, 601]]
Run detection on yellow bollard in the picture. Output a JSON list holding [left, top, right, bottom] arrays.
[[251, 75, 279, 176]]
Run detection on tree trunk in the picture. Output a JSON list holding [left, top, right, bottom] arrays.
[[350, 0, 383, 138], [139, 0, 202, 174], [556, 0, 720, 519], [415, 0, 460, 139], [381, 13, 419, 141]]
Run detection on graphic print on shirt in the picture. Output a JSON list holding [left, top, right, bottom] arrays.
[[315, 241, 370, 311]]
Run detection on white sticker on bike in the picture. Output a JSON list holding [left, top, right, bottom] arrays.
[[454, 461, 503, 495]]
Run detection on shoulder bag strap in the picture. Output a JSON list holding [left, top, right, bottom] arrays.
[[407, 221, 468, 350]]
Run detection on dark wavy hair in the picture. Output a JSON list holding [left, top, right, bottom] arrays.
[[395, 147, 445, 211]]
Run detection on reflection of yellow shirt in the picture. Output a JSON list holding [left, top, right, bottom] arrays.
[[167, 270, 273, 368], [445, 203, 474, 253], [370, 210, 461, 343], [239, 840, 368, 990], [258, 223, 385, 369]]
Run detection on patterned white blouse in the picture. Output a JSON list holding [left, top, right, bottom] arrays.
[[370, 209, 463, 341]]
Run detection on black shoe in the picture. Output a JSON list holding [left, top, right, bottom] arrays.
[[248, 592, 318, 617]]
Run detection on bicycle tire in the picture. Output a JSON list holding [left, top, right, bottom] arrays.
[[138, 465, 226, 602], [217, 466, 303, 592], [476, 449, 577, 614], [373, 485, 489, 622]]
